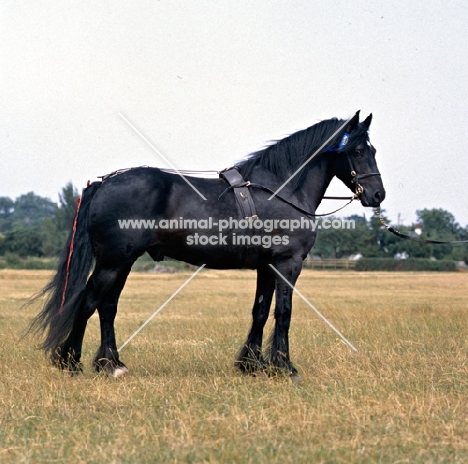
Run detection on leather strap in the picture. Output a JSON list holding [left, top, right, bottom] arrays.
[[219, 168, 258, 220], [219, 168, 259, 268]]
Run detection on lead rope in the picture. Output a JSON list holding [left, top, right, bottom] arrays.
[[59, 195, 83, 314], [374, 207, 468, 245]]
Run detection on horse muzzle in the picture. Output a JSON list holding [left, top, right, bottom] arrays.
[[358, 185, 386, 207]]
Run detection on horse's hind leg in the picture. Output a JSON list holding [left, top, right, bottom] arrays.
[[51, 263, 131, 374], [236, 266, 275, 373], [51, 277, 99, 373], [92, 264, 132, 377]]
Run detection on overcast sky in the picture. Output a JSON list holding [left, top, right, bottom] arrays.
[[2, 1, 467, 225]]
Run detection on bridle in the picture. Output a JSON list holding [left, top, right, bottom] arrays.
[[323, 132, 381, 201], [342, 140, 381, 200]]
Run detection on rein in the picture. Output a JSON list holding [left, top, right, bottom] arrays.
[[249, 183, 358, 217], [374, 208, 468, 245]]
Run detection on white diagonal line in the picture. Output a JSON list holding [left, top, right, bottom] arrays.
[[118, 264, 206, 351], [268, 264, 357, 352], [268, 115, 355, 200], [118, 112, 207, 200]]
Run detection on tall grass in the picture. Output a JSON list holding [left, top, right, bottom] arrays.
[[1, 269, 468, 462]]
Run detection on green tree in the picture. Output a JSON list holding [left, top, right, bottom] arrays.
[[0, 193, 54, 258], [386, 224, 431, 258], [361, 211, 397, 257], [56, 183, 80, 232], [11, 192, 55, 228], [0, 197, 14, 232], [0, 185, 80, 258], [42, 183, 80, 256], [313, 215, 375, 258], [2, 227, 44, 258], [416, 208, 466, 260]]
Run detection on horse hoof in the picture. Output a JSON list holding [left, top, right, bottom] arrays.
[[290, 374, 304, 384], [112, 366, 129, 378]]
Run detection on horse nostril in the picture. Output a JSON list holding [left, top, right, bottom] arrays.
[[374, 190, 385, 205]]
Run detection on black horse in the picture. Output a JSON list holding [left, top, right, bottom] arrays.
[[31, 111, 385, 378]]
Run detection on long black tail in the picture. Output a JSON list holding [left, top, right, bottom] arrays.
[[29, 181, 101, 356]]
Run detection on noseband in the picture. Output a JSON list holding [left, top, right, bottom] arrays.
[[347, 154, 381, 198]]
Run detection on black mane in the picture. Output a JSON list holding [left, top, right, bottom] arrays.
[[235, 117, 370, 191]]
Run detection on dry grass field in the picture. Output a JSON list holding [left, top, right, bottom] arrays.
[[1, 268, 468, 463]]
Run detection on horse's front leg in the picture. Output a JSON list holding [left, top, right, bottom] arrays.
[[236, 265, 275, 373], [267, 259, 302, 377]]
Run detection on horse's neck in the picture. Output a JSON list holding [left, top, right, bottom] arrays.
[[299, 158, 335, 212], [246, 157, 335, 212]]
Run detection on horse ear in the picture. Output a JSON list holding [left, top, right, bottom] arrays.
[[363, 113, 373, 129], [345, 110, 360, 133]]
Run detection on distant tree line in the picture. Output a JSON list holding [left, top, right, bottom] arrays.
[[0, 184, 467, 263], [0, 183, 80, 259]]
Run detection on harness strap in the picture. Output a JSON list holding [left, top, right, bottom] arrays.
[[249, 183, 357, 217], [323, 195, 355, 200], [355, 172, 381, 182], [219, 167, 259, 268], [219, 168, 258, 220]]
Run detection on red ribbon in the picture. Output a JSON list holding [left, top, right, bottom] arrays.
[[59, 195, 82, 314]]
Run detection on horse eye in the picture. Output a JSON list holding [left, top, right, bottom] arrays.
[[355, 149, 363, 156]]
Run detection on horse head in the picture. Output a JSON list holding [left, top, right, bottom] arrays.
[[332, 112, 386, 207]]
